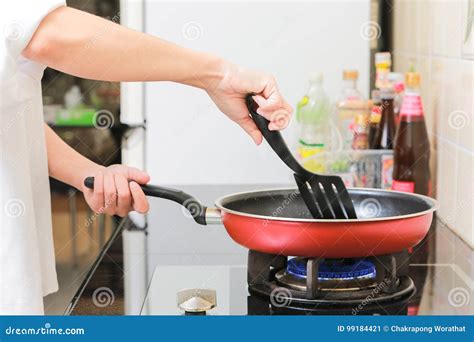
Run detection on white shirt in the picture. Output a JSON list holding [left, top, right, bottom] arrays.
[[0, 0, 65, 314]]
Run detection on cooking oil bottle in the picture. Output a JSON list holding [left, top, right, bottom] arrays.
[[296, 73, 331, 173]]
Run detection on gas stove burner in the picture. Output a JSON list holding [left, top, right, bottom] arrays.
[[276, 258, 377, 291], [247, 250, 416, 311], [286, 258, 376, 281]]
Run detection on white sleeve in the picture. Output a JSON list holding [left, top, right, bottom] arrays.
[[0, 0, 66, 58]]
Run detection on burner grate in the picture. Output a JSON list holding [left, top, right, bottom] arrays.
[[286, 258, 376, 280], [247, 249, 415, 309]]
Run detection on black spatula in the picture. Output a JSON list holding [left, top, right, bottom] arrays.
[[247, 95, 357, 219]]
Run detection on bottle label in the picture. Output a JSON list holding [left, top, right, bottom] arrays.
[[381, 154, 394, 190], [392, 180, 415, 193], [400, 94, 424, 117]]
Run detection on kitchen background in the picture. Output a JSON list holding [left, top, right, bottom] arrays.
[[391, 0, 473, 245], [41, 0, 473, 315]]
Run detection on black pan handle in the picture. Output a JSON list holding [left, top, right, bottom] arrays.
[[84, 177, 208, 225], [246, 95, 306, 175]]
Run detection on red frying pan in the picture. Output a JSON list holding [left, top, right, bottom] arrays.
[[84, 179, 437, 258]]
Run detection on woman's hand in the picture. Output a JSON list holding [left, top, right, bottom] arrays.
[[206, 62, 293, 145], [81, 164, 150, 217]]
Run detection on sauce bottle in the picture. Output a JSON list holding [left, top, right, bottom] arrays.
[[388, 72, 405, 125], [352, 113, 369, 150], [392, 72, 430, 195], [372, 88, 396, 149], [368, 106, 381, 149], [368, 90, 381, 149]]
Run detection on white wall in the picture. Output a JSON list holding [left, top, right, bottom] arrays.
[[392, 0, 473, 246], [144, 0, 371, 185]]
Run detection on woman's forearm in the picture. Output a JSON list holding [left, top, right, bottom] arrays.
[[24, 6, 224, 90], [44, 124, 104, 190]]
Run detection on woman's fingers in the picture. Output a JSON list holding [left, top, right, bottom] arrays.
[[253, 93, 281, 112], [252, 94, 273, 112], [126, 167, 150, 214], [103, 172, 117, 215], [83, 165, 150, 216], [253, 83, 292, 112], [252, 94, 293, 131], [130, 181, 149, 213], [114, 174, 132, 217], [127, 167, 150, 185], [91, 172, 105, 212]]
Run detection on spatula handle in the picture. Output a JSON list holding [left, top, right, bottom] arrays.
[[246, 95, 306, 175]]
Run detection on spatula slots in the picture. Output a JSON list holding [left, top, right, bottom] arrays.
[[247, 95, 357, 219]]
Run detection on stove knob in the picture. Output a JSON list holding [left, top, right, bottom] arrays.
[[176, 289, 217, 315]]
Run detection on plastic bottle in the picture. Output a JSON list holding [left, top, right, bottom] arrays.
[[375, 52, 392, 89], [296, 73, 331, 172], [336, 70, 368, 149], [338, 70, 363, 102], [392, 72, 430, 195]]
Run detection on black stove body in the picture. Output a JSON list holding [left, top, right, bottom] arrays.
[[246, 250, 416, 315]]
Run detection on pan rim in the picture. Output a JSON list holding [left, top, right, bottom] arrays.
[[214, 187, 439, 223]]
